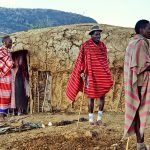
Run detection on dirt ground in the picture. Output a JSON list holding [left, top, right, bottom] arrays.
[[0, 112, 149, 150]]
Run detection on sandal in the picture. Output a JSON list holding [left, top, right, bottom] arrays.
[[89, 121, 94, 125], [96, 120, 106, 126]]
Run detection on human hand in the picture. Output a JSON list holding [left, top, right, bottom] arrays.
[[80, 73, 86, 82]]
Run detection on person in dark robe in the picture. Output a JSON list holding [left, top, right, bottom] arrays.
[[13, 54, 29, 115]]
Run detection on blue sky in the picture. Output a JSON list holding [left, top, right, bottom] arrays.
[[0, 0, 150, 27]]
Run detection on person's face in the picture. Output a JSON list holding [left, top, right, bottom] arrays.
[[141, 23, 150, 39], [91, 31, 101, 44], [4, 37, 12, 49]]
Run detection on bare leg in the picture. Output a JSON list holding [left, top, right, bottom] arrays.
[[97, 96, 105, 125], [13, 109, 15, 116], [98, 96, 105, 111], [18, 108, 22, 116], [135, 86, 144, 143], [88, 98, 94, 113], [88, 98, 94, 124], [134, 112, 144, 143], [0, 113, 5, 122]]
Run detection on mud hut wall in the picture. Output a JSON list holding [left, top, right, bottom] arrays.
[[11, 24, 134, 112]]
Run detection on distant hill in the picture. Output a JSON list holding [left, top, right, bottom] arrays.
[[0, 7, 97, 33]]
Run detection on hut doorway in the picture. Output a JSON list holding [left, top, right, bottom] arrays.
[[11, 50, 29, 115]]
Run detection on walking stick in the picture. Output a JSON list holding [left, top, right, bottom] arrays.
[[126, 137, 130, 150], [77, 81, 85, 127]]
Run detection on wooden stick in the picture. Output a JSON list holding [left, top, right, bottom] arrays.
[[29, 71, 33, 114], [57, 79, 63, 110], [47, 74, 52, 112], [26, 55, 30, 114], [37, 91, 40, 113], [26, 55, 33, 114], [49, 75, 52, 112], [36, 71, 40, 113], [29, 86, 33, 114], [43, 72, 51, 112], [115, 75, 124, 112], [33, 78, 37, 113], [42, 72, 48, 112], [77, 82, 85, 127], [109, 70, 117, 111], [126, 137, 130, 150]]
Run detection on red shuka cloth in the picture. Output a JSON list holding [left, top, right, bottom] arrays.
[[66, 38, 113, 101], [0, 46, 13, 114], [0, 47, 13, 78]]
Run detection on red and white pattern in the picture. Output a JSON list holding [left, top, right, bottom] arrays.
[[0, 47, 13, 78], [0, 71, 12, 114], [0, 46, 13, 114], [10, 69, 16, 109], [66, 38, 113, 101], [124, 34, 150, 138]]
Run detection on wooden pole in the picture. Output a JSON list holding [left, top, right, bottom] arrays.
[[36, 71, 40, 113], [77, 82, 85, 127], [26, 55, 30, 113], [27, 55, 33, 114], [37, 91, 40, 113], [42, 72, 48, 112], [57, 79, 63, 110], [115, 75, 124, 112], [126, 137, 130, 150], [109, 70, 117, 111], [29, 81, 33, 114], [29, 86, 33, 114]]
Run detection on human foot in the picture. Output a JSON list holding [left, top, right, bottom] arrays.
[[137, 143, 149, 150], [89, 121, 94, 125]]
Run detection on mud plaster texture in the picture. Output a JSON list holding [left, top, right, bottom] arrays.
[[10, 23, 135, 113]]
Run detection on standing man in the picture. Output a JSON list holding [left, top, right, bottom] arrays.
[[124, 20, 150, 149], [0, 36, 13, 122], [66, 25, 113, 125]]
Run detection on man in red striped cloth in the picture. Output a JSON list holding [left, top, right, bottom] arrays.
[[124, 20, 150, 150], [0, 36, 13, 122], [66, 25, 113, 125]]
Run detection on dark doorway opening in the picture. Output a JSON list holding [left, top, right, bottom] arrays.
[[11, 50, 29, 115]]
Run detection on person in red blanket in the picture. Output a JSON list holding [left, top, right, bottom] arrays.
[[66, 25, 113, 125], [0, 35, 13, 122]]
